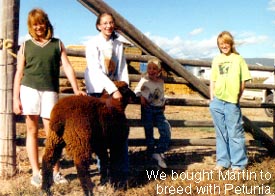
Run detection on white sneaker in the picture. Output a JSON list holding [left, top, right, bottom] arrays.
[[31, 172, 42, 188], [160, 153, 166, 159], [53, 172, 68, 184], [152, 153, 167, 168]]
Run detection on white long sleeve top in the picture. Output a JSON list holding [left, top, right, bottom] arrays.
[[134, 76, 166, 107], [84, 33, 129, 94]]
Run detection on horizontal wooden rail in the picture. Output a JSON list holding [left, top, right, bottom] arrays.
[[128, 138, 262, 147], [15, 137, 262, 147], [128, 119, 274, 128], [165, 98, 275, 108], [66, 48, 275, 72], [61, 71, 275, 91], [47, 90, 275, 109], [14, 114, 274, 128]]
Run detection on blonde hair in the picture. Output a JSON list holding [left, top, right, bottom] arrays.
[[27, 8, 53, 40], [217, 31, 239, 55], [145, 58, 162, 78], [147, 58, 162, 70]]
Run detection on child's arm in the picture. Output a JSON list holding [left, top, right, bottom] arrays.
[[238, 81, 246, 102], [60, 42, 86, 96], [13, 44, 25, 115], [210, 80, 215, 101], [140, 96, 148, 107]]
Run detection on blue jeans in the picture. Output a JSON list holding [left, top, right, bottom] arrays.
[[141, 106, 171, 155], [209, 97, 248, 170]]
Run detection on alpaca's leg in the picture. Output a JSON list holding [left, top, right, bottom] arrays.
[[94, 145, 109, 184], [109, 139, 129, 190], [41, 132, 65, 192], [75, 158, 94, 195]]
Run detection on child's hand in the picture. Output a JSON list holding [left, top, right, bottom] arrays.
[[140, 96, 148, 107], [13, 98, 23, 115]]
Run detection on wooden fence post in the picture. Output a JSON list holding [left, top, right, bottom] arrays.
[[0, 0, 19, 177]]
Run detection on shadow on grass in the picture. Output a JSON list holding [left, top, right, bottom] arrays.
[[127, 148, 215, 188], [56, 144, 269, 189]]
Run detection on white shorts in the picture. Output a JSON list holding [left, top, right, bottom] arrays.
[[20, 85, 58, 119]]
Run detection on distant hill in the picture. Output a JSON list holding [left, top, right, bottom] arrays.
[[191, 58, 275, 79], [202, 58, 274, 67]]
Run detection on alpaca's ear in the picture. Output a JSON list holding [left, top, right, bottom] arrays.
[[105, 97, 123, 112], [113, 80, 128, 89], [117, 85, 137, 103]]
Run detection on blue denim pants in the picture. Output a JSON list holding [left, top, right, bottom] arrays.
[[141, 105, 171, 155], [209, 97, 248, 170]]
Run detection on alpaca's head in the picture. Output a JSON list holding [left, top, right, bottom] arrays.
[[113, 81, 137, 106], [102, 81, 136, 112]]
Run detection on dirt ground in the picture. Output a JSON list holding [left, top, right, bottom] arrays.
[[3, 97, 274, 195]]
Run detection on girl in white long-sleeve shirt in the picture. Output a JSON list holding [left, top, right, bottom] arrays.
[[84, 14, 129, 98], [84, 12, 129, 190]]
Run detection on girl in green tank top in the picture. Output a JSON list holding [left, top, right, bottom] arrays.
[[13, 8, 86, 188]]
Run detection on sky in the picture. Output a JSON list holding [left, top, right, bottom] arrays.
[[18, 0, 275, 60]]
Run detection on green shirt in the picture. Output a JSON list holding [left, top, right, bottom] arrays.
[[211, 53, 251, 103], [21, 38, 61, 92]]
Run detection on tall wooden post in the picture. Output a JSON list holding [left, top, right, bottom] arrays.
[[0, 0, 19, 177]]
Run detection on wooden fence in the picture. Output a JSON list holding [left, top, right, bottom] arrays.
[[56, 50, 275, 153], [12, 54, 275, 171], [14, 49, 275, 155]]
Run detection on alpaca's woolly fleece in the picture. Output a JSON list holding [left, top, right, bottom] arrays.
[[41, 81, 135, 195]]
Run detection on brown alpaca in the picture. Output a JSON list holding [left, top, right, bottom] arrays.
[[41, 81, 136, 196]]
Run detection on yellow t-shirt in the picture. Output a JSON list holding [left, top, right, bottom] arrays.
[[211, 53, 251, 103]]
